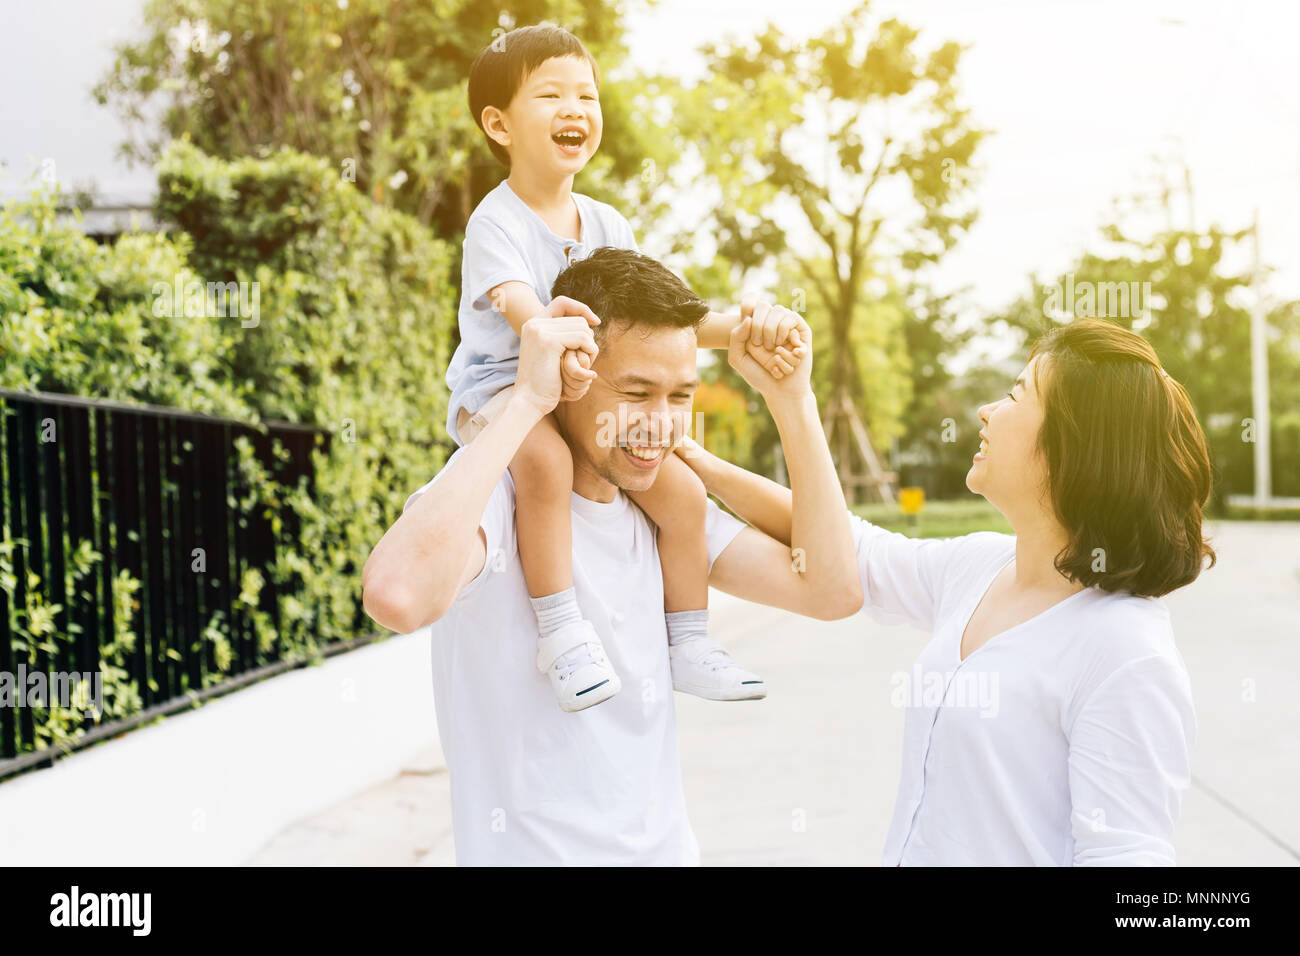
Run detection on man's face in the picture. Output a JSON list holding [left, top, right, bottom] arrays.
[[555, 321, 699, 496]]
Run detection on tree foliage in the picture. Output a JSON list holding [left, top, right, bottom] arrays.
[[995, 176, 1300, 504], [1, 142, 460, 753], [94, 0, 665, 237], [659, 0, 985, 449]]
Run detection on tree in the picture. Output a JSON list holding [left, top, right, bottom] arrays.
[[659, 1, 985, 499], [94, 0, 667, 238], [895, 285, 984, 497], [994, 168, 1300, 504]]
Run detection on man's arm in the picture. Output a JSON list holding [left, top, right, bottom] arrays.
[[704, 310, 863, 620], [361, 313, 596, 633]]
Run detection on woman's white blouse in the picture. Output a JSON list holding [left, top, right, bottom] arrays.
[[851, 516, 1197, 866]]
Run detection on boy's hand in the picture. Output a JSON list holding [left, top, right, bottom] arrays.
[[728, 305, 812, 400], [560, 349, 595, 401], [739, 293, 804, 380], [544, 295, 601, 402], [514, 314, 599, 418]]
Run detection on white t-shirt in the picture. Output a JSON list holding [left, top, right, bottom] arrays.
[[444, 179, 640, 446], [403, 447, 746, 865], [851, 516, 1197, 866]]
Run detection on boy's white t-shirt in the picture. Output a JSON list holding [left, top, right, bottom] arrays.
[[403, 446, 746, 866], [850, 516, 1197, 866], [445, 179, 640, 446]]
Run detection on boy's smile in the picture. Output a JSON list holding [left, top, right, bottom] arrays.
[[487, 55, 602, 176]]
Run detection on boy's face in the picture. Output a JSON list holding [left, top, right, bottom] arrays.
[[487, 55, 602, 177]]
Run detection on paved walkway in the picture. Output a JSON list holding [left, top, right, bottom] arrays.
[[247, 521, 1300, 866]]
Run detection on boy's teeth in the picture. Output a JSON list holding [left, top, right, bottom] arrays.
[[979, 438, 988, 455], [626, 445, 659, 460]]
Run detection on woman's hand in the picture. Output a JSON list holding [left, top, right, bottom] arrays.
[[674, 435, 717, 490]]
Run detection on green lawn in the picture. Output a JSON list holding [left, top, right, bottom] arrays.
[[852, 497, 1013, 538]]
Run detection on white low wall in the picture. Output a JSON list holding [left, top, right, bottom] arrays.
[[0, 629, 439, 865]]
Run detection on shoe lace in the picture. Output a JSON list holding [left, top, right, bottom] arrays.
[[680, 639, 735, 671], [555, 643, 601, 681], [702, 648, 736, 671]]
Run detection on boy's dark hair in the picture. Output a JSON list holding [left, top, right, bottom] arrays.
[[551, 247, 707, 345], [1027, 318, 1216, 598], [468, 24, 600, 168]]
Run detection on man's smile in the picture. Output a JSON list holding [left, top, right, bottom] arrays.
[[620, 443, 666, 469]]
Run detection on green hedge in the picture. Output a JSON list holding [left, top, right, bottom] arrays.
[[0, 141, 457, 752], [0, 191, 248, 417], [152, 141, 456, 651]]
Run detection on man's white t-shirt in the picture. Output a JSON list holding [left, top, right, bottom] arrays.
[[444, 179, 640, 446], [851, 516, 1197, 866], [403, 447, 746, 865]]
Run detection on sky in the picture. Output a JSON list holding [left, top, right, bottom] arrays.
[[622, 0, 1300, 350], [0, 0, 159, 206], [3, 0, 1296, 351]]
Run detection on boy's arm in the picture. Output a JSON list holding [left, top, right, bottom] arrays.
[[489, 280, 549, 337], [489, 280, 600, 397], [698, 297, 804, 378], [695, 310, 743, 350]]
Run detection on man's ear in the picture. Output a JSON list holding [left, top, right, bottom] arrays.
[[480, 106, 511, 151]]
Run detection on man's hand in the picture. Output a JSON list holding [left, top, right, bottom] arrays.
[[544, 295, 600, 402], [728, 303, 812, 401], [513, 307, 599, 417], [740, 293, 804, 380]]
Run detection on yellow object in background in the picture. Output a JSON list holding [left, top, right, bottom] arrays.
[[899, 487, 926, 515]]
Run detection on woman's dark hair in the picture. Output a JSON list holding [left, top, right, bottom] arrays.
[[1028, 318, 1216, 597], [551, 247, 707, 345], [468, 24, 600, 168]]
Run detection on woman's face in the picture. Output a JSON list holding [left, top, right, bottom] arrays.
[[966, 354, 1050, 513]]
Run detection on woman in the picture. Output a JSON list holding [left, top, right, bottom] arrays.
[[681, 318, 1215, 865]]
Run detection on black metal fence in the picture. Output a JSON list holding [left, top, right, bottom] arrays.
[[0, 389, 327, 763]]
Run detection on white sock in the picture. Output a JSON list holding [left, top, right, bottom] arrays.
[[665, 609, 709, 646], [530, 587, 583, 636], [531, 588, 595, 670]]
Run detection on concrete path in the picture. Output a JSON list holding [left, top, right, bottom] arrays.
[[247, 520, 1300, 866]]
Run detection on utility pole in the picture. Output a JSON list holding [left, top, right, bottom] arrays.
[[1250, 209, 1271, 504]]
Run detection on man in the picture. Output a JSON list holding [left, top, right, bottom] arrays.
[[361, 247, 861, 865]]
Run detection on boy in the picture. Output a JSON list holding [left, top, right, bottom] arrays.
[[447, 23, 802, 712]]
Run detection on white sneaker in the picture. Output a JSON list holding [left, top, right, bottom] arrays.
[[669, 637, 767, 701], [536, 620, 622, 713]]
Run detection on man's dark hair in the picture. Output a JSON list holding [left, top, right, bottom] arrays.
[[551, 247, 707, 345], [468, 24, 600, 168]]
